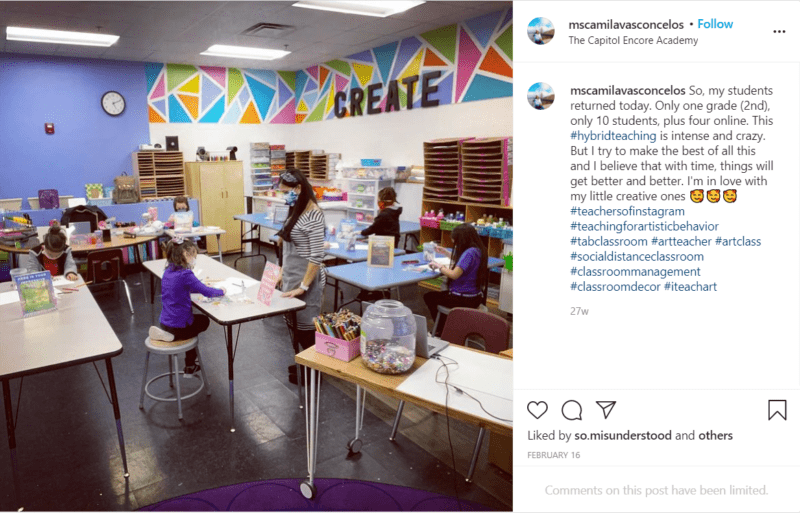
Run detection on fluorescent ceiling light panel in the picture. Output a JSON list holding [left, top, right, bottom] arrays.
[[6, 26, 119, 47], [201, 44, 290, 60], [293, 1, 425, 17]]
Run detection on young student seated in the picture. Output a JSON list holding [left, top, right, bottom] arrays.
[[359, 187, 402, 246], [27, 222, 79, 281], [167, 195, 204, 248], [424, 223, 488, 336], [149, 237, 225, 376], [167, 196, 191, 226]]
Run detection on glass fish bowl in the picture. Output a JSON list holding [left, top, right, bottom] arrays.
[[360, 300, 416, 375]]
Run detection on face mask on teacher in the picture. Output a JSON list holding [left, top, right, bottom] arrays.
[[285, 189, 299, 206]]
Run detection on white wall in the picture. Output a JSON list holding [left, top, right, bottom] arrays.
[[292, 97, 512, 220], [148, 123, 295, 196], [292, 97, 512, 167], [149, 96, 512, 219]]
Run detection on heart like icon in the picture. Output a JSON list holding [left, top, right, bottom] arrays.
[[527, 401, 548, 419]]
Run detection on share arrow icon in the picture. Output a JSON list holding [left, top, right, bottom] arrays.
[[596, 401, 616, 419]]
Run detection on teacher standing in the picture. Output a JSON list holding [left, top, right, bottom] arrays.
[[276, 168, 326, 384]]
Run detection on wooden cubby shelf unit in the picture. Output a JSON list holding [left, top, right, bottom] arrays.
[[418, 198, 513, 308], [132, 151, 186, 199]]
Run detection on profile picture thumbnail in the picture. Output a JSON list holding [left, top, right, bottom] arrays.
[[528, 83, 554, 110], [528, 17, 554, 45]]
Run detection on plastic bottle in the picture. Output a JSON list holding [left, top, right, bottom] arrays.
[[437, 209, 445, 220]]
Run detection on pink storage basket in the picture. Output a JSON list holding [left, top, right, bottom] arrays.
[[315, 332, 360, 362]]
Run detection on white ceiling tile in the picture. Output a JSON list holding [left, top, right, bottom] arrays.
[[113, 36, 162, 51], [101, 46, 156, 61], [322, 30, 391, 46], [0, 1, 488, 70], [4, 40, 59, 55], [53, 45, 108, 58], [213, 1, 293, 20], [347, 17, 423, 35], [390, 2, 476, 22]]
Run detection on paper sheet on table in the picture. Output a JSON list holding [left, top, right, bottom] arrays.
[[193, 268, 203, 278], [327, 242, 340, 249], [219, 277, 259, 296], [396, 345, 513, 426], [52, 276, 72, 287], [355, 244, 369, 250], [0, 290, 20, 306]]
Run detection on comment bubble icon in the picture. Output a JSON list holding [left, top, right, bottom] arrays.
[[562, 400, 583, 421]]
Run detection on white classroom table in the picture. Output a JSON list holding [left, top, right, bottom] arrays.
[[294, 343, 512, 499], [0, 277, 129, 509], [143, 254, 306, 431]]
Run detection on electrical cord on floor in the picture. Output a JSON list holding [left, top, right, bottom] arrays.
[[434, 354, 513, 423], [434, 356, 463, 510]]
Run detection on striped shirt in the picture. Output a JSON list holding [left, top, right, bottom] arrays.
[[289, 208, 326, 265]]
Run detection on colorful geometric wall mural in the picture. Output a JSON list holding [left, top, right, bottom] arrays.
[[146, 63, 296, 124], [145, 7, 510, 125], [295, 7, 512, 123]]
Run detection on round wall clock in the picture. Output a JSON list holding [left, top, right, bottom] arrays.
[[101, 91, 126, 116]]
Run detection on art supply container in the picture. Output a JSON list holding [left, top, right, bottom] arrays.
[[360, 300, 416, 375], [10, 268, 27, 290]]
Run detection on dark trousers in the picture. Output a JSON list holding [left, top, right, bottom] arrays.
[[161, 314, 211, 365], [424, 291, 483, 335]]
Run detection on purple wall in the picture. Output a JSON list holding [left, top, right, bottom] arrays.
[[0, 53, 150, 208]]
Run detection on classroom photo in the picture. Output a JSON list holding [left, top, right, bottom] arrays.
[[0, 1, 514, 510]]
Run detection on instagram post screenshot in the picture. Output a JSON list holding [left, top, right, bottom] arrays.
[[515, 1, 800, 512], [0, 1, 515, 511]]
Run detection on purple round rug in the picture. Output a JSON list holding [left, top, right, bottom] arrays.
[[140, 478, 491, 511]]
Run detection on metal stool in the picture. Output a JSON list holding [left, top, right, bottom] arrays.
[[139, 336, 209, 420], [432, 305, 451, 336]]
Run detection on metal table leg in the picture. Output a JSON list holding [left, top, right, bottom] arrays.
[[333, 279, 340, 311], [3, 378, 23, 510], [234, 222, 267, 268], [288, 311, 304, 409], [347, 386, 366, 453], [216, 234, 223, 262], [225, 324, 236, 432], [466, 427, 486, 483], [150, 273, 155, 304], [300, 366, 321, 500], [105, 358, 130, 478], [389, 400, 405, 441]]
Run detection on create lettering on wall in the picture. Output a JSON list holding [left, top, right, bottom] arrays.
[[333, 71, 442, 118]]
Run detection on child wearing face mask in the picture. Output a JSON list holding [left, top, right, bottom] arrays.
[[27, 222, 79, 280], [359, 187, 402, 246], [148, 237, 225, 376], [169, 196, 190, 220]]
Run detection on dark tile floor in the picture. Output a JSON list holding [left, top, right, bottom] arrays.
[[0, 250, 512, 511]]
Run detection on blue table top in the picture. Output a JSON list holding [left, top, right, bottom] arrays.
[[325, 241, 406, 262], [325, 252, 504, 291], [398, 221, 421, 235], [234, 212, 284, 231]]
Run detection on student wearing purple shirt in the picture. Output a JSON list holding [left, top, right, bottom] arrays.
[[424, 223, 489, 336], [149, 238, 225, 376]]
